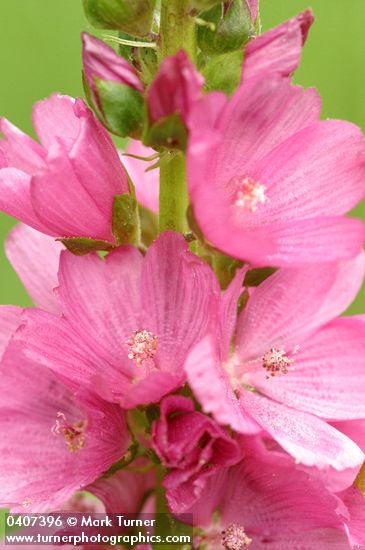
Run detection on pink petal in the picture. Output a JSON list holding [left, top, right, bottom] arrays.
[[168, 436, 345, 545], [0, 305, 22, 358], [58, 247, 143, 377], [243, 10, 314, 81], [219, 267, 246, 359], [249, 317, 365, 421], [236, 252, 365, 360], [30, 141, 116, 240], [251, 120, 365, 221], [5, 224, 63, 313], [152, 395, 241, 469], [0, 168, 49, 233], [141, 232, 220, 372], [69, 99, 130, 215], [82, 33, 143, 93], [88, 459, 155, 513], [240, 391, 364, 470], [0, 118, 45, 174], [185, 336, 261, 434], [246, 0, 259, 23], [338, 486, 365, 546], [0, 339, 129, 512], [254, 216, 365, 266], [148, 50, 204, 124], [122, 140, 159, 213], [11, 308, 125, 397], [32, 94, 81, 149], [332, 419, 365, 453]]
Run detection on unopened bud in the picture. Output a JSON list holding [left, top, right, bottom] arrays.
[[83, 0, 156, 38], [198, 0, 255, 55], [82, 33, 145, 137]]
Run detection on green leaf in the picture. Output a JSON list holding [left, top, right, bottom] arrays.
[[112, 193, 139, 244], [96, 79, 144, 137], [83, 0, 156, 37], [143, 113, 188, 151], [59, 237, 114, 255], [244, 266, 277, 287], [198, 0, 254, 55], [203, 49, 243, 95]]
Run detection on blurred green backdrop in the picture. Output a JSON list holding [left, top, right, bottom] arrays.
[[0, 0, 364, 314]]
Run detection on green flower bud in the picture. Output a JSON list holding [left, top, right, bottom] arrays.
[[83, 0, 156, 37], [197, 0, 254, 55]]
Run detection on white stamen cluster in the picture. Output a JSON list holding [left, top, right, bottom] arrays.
[[126, 329, 158, 365], [262, 347, 293, 378], [232, 176, 267, 212], [221, 523, 252, 549]]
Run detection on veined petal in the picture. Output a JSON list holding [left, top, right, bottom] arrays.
[[0, 339, 129, 512], [32, 94, 80, 149], [0, 118, 45, 173], [240, 391, 364, 470], [185, 336, 260, 434], [142, 232, 221, 372], [5, 224, 63, 313], [249, 317, 365, 420], [236, 253, 365, 360], [0, 306, 22, 358], [0, 168, 49, 233], [243, 10, 314, 81]]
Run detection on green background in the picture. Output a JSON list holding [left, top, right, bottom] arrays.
[[0, 0, 364, 313]]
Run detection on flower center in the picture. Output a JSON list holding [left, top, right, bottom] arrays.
[[262, 347, 293, 378], [221, 524, 252, 549], [52, 412, 86, 453], [231, 176, 267, 212], [126, 330, 158, 366]]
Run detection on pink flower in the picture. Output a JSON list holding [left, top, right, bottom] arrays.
[[185, 254, 365, 471], [0, 94, 129, 242], [82, 32, 143, 104], [0, 336, 130, 512], [243, 10, 314, 82], [122, 140, 159, 213], [147, 50, 204, 125], [9, 232, 220, 408], [152, 396, 241, 504], [166, 436, 351, 548], [187, 73, 365, 266]]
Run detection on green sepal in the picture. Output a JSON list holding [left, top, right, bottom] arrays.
[[83, 0, 156, 37], [244, 266, 277, 287], [102, 439, 139, 478], [112, 193, 139, 245], [96, 79, 144, 138], [143, 113, 188, 151], [203, 49, 244, 95], [59, 237, 114, 256], [198, 0, 254, 55]]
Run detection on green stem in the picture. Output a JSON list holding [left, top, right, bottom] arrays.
[[157, 1, 196, 235], [159, 152, 189, 232], [159, 0, 196, 61]]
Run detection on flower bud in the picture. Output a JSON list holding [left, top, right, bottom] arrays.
[[82, 33, 145, 137], [197, 0, 255, 55], [82, 0, 156, 38]]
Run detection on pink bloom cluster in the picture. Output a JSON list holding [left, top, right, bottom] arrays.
[[0, 7, 365, 549]]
